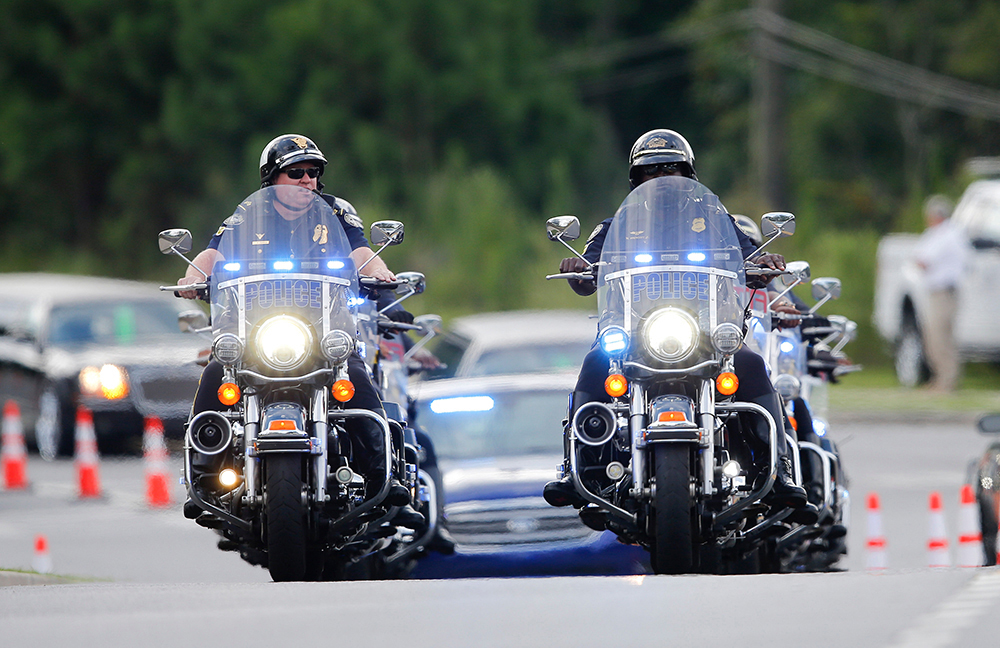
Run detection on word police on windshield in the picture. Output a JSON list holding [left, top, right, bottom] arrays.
[[632, 271, 710, 303]]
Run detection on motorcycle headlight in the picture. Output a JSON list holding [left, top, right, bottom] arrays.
[[320, 329, 354, 363], [641, 307, 699, 363], [598, 326, 630, 356], [711, 322, 744, 355], [212, 333, 244, 365], [253, 315, 314, 371]]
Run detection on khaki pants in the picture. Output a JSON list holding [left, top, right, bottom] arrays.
[[923, 289, 960, 391]]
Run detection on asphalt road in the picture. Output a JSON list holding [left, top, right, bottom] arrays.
[[2, 416, 999, 647]]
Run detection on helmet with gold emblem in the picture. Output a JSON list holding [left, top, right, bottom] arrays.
[[628, 129, 697, 188], [259, 134, 328, 188]]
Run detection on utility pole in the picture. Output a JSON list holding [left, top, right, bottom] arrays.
[[751, 0, 788, 211]]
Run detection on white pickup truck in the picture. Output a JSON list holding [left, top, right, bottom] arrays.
[[873, 179, 1000, 386]]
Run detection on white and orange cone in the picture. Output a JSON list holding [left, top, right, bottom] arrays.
[[1, 400, 29, 490], [957, 484, 983, 567], [143, 416, 172, 508], [865, 492, 888, 571], [32, 534, 53, 574], [74, 407, 102, 499], [927, 491, 951, 568]]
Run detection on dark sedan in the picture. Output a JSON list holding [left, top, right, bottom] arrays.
[[0, 273, 207, 457], [407, 372, 650, 578]]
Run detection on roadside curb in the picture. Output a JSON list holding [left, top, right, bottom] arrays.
[[0, 570, 81, 587]]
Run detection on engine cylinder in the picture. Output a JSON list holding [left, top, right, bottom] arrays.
[[572, 402, 617, 446], [187, 411, 233, 456]]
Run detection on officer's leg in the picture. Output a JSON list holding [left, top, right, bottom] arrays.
[[344, 353, 413, 511], [544, 344, 606, 507], [733, 348, 807, 509]]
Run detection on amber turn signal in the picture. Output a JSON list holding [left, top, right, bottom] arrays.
[[332, 379, 356, 402], [218, 382, 241, 406], [716, 372, 738, 395], [605, 374, 628, 398]]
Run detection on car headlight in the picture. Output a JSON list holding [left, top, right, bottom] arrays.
[[79, 364, 129, 400], [641, 307, 699, 363], [253, 315, 314, 371]]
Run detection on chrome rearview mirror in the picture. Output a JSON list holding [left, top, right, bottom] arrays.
[[178, 309, 210, 333], [978, 413, 1000, 435], [809, 277, 842, 313], [159, 229, 193, 255], [413, 314, 443, 335], [395, 272, 426, 296], [768, 261, 810, 308], [546, 215, 581, 242], [404, 314, 444, 362], [761, 212, 795, 238], [370, 220, 405, 247]]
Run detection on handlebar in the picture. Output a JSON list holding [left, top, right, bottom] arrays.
[[545, 271, 596, 281]]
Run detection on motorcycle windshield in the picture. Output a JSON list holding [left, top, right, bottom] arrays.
[[208, 186, 360, 345], [597, 176, 745, 362]]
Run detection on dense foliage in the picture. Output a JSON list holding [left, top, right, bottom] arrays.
[[3, 0, 1000, 364]]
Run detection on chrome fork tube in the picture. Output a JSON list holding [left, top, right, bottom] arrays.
[[311, 387, 329, 503], [699, 378, 716, 497], [629, 383, 647, 498], [244, 394, 260, 501]]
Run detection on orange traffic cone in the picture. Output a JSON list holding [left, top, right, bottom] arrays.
[[957, 484, 983, 567], [1, 400, 29, 490], [865, 492, 888, 571], [74, 407, 102, 499], [143, 416, 172, 508], [927, 491, 951, 568], [32, 534, 53, 574]]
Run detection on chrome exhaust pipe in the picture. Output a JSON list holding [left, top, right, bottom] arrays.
[[572, 402, 617, 446], [187, 411, 233, 455]]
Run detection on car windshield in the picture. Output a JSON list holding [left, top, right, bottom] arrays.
[[468, 342, 591, 377], [47, 301, 185, 346], [415, 389, 566, 460]]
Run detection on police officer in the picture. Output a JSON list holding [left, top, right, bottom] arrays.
[[543, 129, 809, 512], [179, 134, 420, 526]]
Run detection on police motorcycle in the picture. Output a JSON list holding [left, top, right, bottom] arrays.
[[353, 275, 451, 576], [758, 268, 858, 570], [158, 185, 419, 582], [544, 175, 801, 575]]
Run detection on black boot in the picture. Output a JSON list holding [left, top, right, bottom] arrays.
[[544, 475, 585, 508], [769, 455, 808, 509], [747, 393, 807, 509], [544, 391, 592, 508], [391, 503, 426, 529]]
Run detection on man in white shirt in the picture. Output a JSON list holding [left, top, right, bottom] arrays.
[[914, 195, 969, 392]]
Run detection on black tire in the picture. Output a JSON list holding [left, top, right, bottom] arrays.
[[35, 385, 74, 460], [265, 454, 308, 582], [895, 320, 930, 387], [979, 492, 997, 567], [651, 444, 694, 574]]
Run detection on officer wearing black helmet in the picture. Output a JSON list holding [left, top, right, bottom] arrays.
[[544, 129, 811, 515], [179, 134, 423, 528]]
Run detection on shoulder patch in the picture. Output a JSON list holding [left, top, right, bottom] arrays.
[[586, 223, 605, 244], [223, 212, 244, 226]]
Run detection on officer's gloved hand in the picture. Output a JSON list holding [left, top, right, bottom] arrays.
[[387, 309, 414, 325]]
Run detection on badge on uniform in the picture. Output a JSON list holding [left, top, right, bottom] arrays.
[[313, 224, 329, 244], [692, 218, 706, 233]]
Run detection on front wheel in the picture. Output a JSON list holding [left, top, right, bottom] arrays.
[[265, 454, 308, 582], [895, 320, 930, 387], [651, 444, 695, 574]]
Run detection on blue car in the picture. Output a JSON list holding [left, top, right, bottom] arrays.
[[407, 372, 650, 578]]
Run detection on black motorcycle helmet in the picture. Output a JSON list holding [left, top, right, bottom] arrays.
[[628, 129, 697, 189], [259, 134, 328, 190]]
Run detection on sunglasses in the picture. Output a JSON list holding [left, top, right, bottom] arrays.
[[283, 166, 323, 179], [639, 162, 684, 176]]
